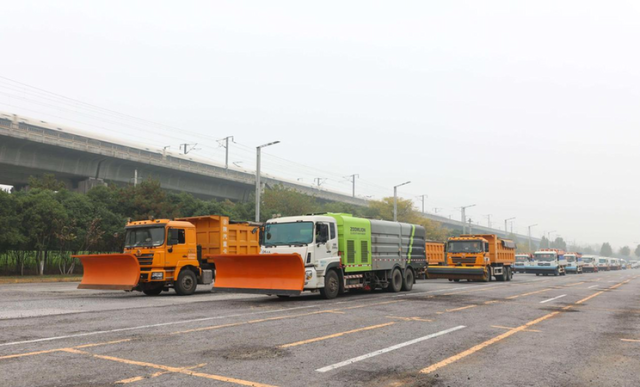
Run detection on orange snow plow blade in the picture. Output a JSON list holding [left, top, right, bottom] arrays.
[[210, 254, 305, 296], [74, 254, 140, 291]]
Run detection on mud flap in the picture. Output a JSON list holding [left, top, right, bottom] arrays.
[[209, 254, 305, 296], [74, 254, 141, 290]]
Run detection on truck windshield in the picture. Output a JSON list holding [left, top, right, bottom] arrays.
[[264, 222, 314, 247], [566, 256, 575, 262], [448, 241, 483, 253], [515, 256, 528, 262], [535, 253, 556, 262], [583, 257, 594, 263], [599, 258, 608, 264], [125, 227, 165, 248]]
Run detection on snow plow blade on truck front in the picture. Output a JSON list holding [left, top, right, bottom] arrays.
[[210, 254, 305, 296], [74, 254, 141, 290], [426, 266, 487, 281]]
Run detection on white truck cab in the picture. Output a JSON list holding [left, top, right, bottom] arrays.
[[262, 215, 340, 290], [597, 257, 610, 271], [531, 249, 567, 276], [581, 255, 598, 273], [564, 253, 583, 274]]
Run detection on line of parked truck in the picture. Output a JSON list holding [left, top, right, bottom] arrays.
[[512, 251, 636, 275], [73, 212, 637, 299]]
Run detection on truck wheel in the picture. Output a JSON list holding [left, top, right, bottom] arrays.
[[401, 269, 414, 291], [483, 267, 492, 282], [320, 270, 340, 299], [553, 269, 559, 276], [387, 268, 403, 292], [175, 269, 197, 296], [143, 286, 163, 296], [506, 267, 512, 281]]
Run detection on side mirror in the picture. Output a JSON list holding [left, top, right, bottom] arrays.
[[251, 227, 258, 235]]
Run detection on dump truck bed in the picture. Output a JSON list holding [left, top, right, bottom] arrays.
[[176, 216, 260, 257], [426, 242, 445, 265]]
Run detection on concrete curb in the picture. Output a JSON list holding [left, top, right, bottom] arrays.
[[0, 277, 82, 284]]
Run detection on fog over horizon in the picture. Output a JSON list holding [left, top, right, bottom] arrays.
[[2, 1, 639, 250]]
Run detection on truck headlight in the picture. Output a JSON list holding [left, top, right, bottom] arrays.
[[306, 270, 313, 280], [151, 272, 164, 280]]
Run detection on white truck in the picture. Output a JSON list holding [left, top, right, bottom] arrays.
[[581, 255, 598, 273], [530, 249, 567, 276], [597, 257, 610, 271], [564, 252, 583, 274], [212, 213, 428, 299]]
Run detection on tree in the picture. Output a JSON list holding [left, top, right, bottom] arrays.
[[17, 189, 68, 275], [539, 236, 550, 249], [28, 174, 66, 191], [619, 246, 631, 257], [600, 242, 613, 257], [261, 185, 318, 221], [550, 237, 567, 251], [635, 245, 640, 258]]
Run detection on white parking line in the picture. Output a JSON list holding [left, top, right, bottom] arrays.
[[0, 304, 321, 348], [540, 295, 567, 304], [315, 325, 466, 373]]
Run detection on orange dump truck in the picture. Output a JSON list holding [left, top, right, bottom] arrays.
[[427, 234, 516, 282], [425, 242, 445, 278], [75, 215, 303, 296]]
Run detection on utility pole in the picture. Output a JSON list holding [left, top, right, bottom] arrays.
[[220, 136, 234, 172], [314, 178, 326, 187], [468, 218, 473, 234], [547, 230, 556, 248], [255, 141, 280, 222], [505, 217, 516, 235], [527, 224, 537, 252], [346, 174, 359, 197], [162, 146, 170, 159], [393, 181, 411, 222], [418, 194, 428, 215], [460, 204, 476, 234], [433, 207, 442, 214], [484, 214, 492, 228], [134, 169, 138, 187]]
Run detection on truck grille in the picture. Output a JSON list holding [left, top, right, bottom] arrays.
[[137, 254, 154, 266], [451, 257, 476, 264]]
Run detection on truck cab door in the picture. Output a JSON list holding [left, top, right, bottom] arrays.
[[167, 228, 188, 266], [314, 222, 337, 262]]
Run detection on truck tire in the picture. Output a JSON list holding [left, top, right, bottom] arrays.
[[175, 269, 197, 296], [320, 270, 340, 299], [483, 267, 492, 282], [553, 269, 559, 276], [143, 286, 163, 296], [387, 268, 403, 292], [506, 267, 512, 282], [401, 269, 414, 291]]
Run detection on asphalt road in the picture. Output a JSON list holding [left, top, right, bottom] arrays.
[[1, 270, 639, 387]]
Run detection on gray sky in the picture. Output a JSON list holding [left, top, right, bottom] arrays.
[[2, 1, 639, 249]]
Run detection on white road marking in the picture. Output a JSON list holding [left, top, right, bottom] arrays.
[[315, 325, 466, 373], [588, 285, 599, 289], [0, 304, 321, 348], [540, 294, 567, 304], [393, 286, 468, 297]]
